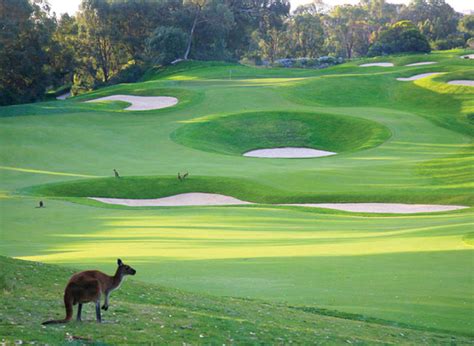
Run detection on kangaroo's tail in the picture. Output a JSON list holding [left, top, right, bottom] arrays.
[[42, 290, 73, 325]]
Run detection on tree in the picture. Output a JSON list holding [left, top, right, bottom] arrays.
[[458, 14, 474, 47], [0, 0, 55, 105], [368, 20, 431, 56], [146, 26, 188, 65], [326, 5, 370, 59], [285, 12, 325, 58], [399, 0, 460, 42], [49, 14, 79, 87]]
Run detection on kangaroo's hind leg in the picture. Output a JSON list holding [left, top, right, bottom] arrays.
[[76, 303, 83, 321], [95, 300, 102, 323]]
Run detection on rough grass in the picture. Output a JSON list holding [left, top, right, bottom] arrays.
[[1, 256, 472, 345]]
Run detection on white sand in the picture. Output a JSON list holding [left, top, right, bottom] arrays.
[[281, 203, 467, 214], [460, 54, 474, 59], [396, 73, 442, 81], [90, 193, 467, 213], [243, 147, 336, 158], [86, 95, 178, 111], [405, 61, 437, 66], [447, 80, 474, 87], [56, 92, 71, 100], [90, 193, 252, 207], [359, 62, 394, 67]]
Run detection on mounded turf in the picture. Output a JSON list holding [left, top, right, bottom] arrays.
[[1, 49, 473, 341], [172, 111, 390, 155]]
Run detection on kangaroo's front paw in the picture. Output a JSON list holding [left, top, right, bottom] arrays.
[[101, 304, 108, 311]]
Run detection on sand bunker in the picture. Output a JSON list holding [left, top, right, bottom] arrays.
[[56, 92, 71, 100], [447, 80, 474, 87], [460, 54, 474, 59], [91, 193, 467, 213], [90, 193, 252, 207], [396, 73, 442, 81], [359, 63, 394, 67], [405, 61, 437, 66], [86, 95, 178, 111], [282, 203, 467, 214], [243, 147, 336, 158]]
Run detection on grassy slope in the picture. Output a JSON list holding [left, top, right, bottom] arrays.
[[171, 111, 390, 155], [0, 256, 471, 344], [1, 49, 473, 338]]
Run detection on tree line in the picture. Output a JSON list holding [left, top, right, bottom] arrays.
[[1, 0, 473, 106]]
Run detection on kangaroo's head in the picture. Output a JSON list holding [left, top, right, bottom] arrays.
[[117, 258, 136, 276]]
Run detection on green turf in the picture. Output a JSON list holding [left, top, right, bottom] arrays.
[[0, 49, 473, 339], [2, 256, 471, 344], [171, 111, 390, 155]]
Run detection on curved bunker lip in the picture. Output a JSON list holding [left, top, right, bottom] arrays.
[[280, 203, 469, 214], [90, 193, 252, 207], [447, 80, 474, 87], [359, 62, 394, 67], [90, 194, 468, 213], [243, 147, 337, 158], [404, 61, 437, 66], [86, 95, 178, 111], [396, 73, 442, 81]]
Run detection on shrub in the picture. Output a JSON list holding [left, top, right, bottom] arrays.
[[368, 21, 431, 56], [146, 26, 188, 65], [432, 34, 466, 50], [273, 56, 344, 69], [107, 62, 145, 85]]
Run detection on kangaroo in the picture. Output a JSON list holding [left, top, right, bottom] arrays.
[[42, 259, 136, 325], [113, 169, 120, 178]]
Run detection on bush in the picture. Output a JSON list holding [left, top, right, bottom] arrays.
[[146, 26, 188, 65], [432, 34, 466, 50], [273, 56, 344, 69], [368, 21, 431, 56], [107, 62, 145, 85], [466, 38, 474, 49]]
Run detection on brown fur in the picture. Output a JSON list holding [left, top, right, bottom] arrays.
[[42, 259, 136, 325]]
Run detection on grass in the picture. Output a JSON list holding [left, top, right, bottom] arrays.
[[172, 111, 390, 155], [0, 49, 473, 340], [0, 256, 472, 344]]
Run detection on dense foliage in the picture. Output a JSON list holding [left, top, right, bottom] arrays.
[[368, 20, 431, 56], [0, 0, 472, 105]]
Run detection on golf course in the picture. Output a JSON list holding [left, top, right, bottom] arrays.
[[1, 49, 473, 343]]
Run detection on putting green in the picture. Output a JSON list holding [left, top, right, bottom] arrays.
[[0, 50, 473, 335]]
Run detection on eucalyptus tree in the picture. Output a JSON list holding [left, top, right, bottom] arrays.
[[326, 5, 370, 59], [0, 0, 55, 105]]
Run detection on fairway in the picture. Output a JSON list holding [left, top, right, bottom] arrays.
[[1, 49, 473, 337]]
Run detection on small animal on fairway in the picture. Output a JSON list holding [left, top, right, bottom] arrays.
[[36, 201, 44, 208], [183, 172, 189, 180], [42, 259, 136, 325], [113, 169, 120, 178], [178, 172, 182, 181]]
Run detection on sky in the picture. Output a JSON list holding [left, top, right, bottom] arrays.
[[48, 0, 473, 15]]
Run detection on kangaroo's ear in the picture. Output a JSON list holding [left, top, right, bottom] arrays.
[[117, 258, 123, 266]]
